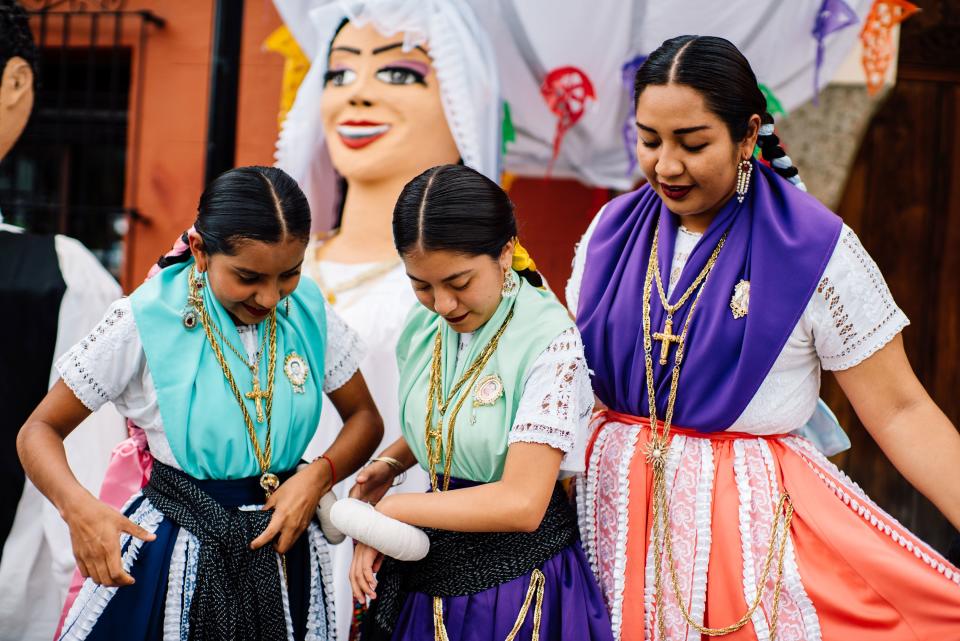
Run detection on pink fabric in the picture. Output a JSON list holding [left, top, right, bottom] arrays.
[[97, 423, 153, 508], [583, 413, 960, 640]]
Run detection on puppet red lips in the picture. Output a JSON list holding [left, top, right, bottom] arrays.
[[337, 121, 391, 149]]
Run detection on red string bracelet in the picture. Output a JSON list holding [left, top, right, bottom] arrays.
[[319, 454, 336, 484]]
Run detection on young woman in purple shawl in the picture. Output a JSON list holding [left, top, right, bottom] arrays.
[[570, 36, 960, 640]]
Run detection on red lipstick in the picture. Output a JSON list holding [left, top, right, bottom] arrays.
[[242, 303, 269, 318], [659, 183, 694, 200]]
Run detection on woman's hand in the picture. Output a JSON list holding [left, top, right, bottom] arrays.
[[250, 461, 330, 554], [350, 541, 383, 602], [63, 493, 156, 587], [349, 460, 396, 505]]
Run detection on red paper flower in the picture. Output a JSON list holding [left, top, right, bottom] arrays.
[[540, 66, 596, 175]]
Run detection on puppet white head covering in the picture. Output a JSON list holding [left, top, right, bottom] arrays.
[[274, 0, 501, 228]]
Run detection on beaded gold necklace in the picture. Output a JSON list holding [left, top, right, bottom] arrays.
[[188, 268, 280, 498], [641, 222, 794, 640]]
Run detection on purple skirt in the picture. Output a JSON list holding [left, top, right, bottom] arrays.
[[386, 478, 612, 641]]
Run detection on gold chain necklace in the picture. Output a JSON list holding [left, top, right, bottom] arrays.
[[188, 268, 281, 497], [424, 308, 514, 494], [641, 223, 794, 640], [310, 240, 401, 305], [648, 224, 727, 366], [202, 306, 271, 423], [421, 306, 545, 641]]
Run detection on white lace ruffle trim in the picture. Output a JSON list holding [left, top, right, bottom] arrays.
[[685, 438, 715, 641], [59, 496, 164, 641], [58, 501, 337, 641], [785, 436, 960, 586], [757, 441, 821, 640], [306, 522, 337, 641]]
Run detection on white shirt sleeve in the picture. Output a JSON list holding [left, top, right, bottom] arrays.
[[322, 299, 365, 393], [565, 204, 607, 318], [51, 235, 123, 386], [509, 327, 594, 474], [55, 297, 146, 412], [810, 225, 910, 371]]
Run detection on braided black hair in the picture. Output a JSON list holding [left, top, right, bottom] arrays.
[[0, 0, 38, 89], [393, 164, 543, 288], [157, 166, 311, 269], [634, 35, 805, 190]]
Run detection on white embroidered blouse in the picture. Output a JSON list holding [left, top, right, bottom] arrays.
[[455, 325, 594, 476], [56, 296, 364, 471], [566, 207, 909, 435]]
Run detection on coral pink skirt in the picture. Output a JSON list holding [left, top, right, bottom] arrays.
[[577, 411, 960, 641]]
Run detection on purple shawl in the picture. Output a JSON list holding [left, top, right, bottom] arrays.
[[577, 160, 842, 431]]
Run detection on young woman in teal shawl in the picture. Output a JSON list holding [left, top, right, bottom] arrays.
[[17, 166, 384, 640], [345, 164, 612, 641]]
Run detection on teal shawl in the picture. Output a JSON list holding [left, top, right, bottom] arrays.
[[129, 259, 326, 479]]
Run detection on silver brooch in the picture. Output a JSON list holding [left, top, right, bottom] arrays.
[[181, 306, 199, 330], [730, 280, 750, 319]]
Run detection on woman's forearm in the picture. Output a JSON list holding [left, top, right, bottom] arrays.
[[323, 372, 385, 486], [378, 437, 418, 472], [17, 418, 93, 520], [323, 406, 383, 485], [376, 442, 564, 532], [867, 397, 960, 530], [836, 336, 960, 530], [16, 381, 97, 521], [376, 480, 546, 533]]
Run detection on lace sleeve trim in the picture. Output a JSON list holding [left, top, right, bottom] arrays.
[[508, 422, 575, 453], [55, 299, 140, 411], [322, 302, 365, 393], [510, 327, 593, 456], [815, 228, 910, 371]]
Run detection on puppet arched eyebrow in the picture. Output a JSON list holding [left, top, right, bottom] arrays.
[[330, 45, 361, 55], [372, 42, 429, 56], [330, 42, 430, 57]]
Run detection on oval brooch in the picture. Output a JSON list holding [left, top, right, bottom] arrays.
[[473, 374, 504, 408], [283, 352, 310, 394]]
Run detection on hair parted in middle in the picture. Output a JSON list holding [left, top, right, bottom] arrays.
[[634, 35, 802, 187], [157, 165, 311, 270], [392, 164, 543, 287]]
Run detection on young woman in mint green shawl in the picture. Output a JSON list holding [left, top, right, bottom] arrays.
[[347, 164, 613, 641]]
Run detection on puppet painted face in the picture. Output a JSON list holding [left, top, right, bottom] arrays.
[[320, 22, 460, 185], [634, 83, 758, 231]]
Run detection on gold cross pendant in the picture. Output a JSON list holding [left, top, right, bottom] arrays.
[[652, 316, 682, 366], [245, 375, 271, 423]]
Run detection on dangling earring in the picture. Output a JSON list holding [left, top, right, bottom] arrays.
[[284, 297, 291, 316], [501, 269, 518, 297], [182, 267, 203, 330], [735, 159, 753, 204]]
